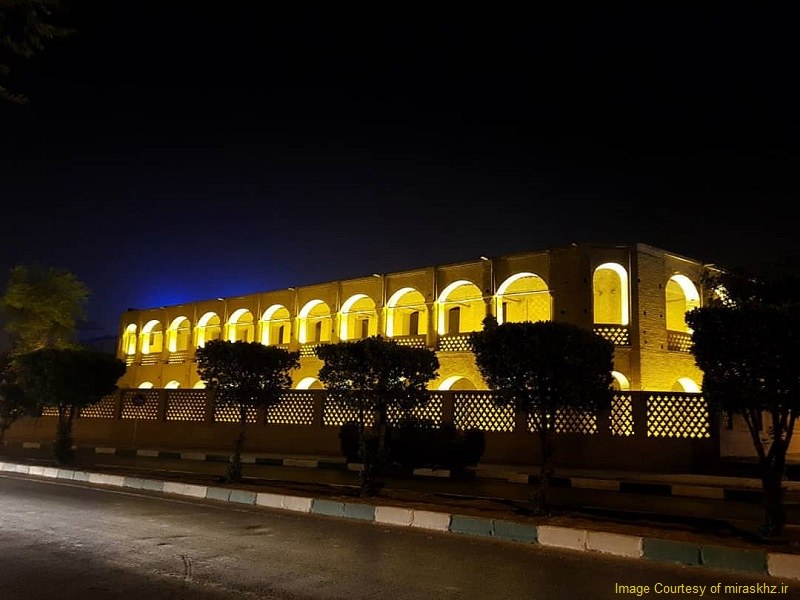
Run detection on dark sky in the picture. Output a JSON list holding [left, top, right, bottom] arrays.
[[1, 1, 798, 339]]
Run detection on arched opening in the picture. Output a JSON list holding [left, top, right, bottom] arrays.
[[495, 272, 551, 324], [298, 300, 332, 344], [165, 380, 181, 389], [166, 316, 191, 353], [339, 294, 377, 340], [671, 377, 701, 393], [138, 381, 154, 389], [666, 274, 700, 333], [227, 308, 255, 342], [140, 320, 163, 354], [611, 370, 631, 391], [192, 380, 206, 389], [386, 287, 428, 337], [438, 376, 477, 391], [122, 324, 137, 355], [593, 263, 629, 325], [437, 280, 484, 335], [260, 304, 291, 345], [296, 377, 324, 390], [195, 312, 221, 348]]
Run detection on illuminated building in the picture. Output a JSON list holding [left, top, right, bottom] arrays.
[[118, 242, 709, 395]]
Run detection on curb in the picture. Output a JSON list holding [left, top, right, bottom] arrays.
[[2, 459, 799, 582], [27, 443, 799, 501]]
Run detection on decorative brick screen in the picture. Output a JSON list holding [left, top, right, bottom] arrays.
[[667, 330, 692, 353], [167, 351, 190, 364], [40, 406, 59, 417], [593, 325, 630, 346], [213, 404, 258, 424], [322, 397, 375, 427], [611, 393, 634, 436], [387, 392, 443, 426], [299, 344, 320, 358], [527, 409, 598, 434], [647, 394, 710, 438], [391, 335, 427, 349], [454, 391, 514, 432], [266, 392, 315, 425], [139, 354, 161, 366], [436, 333, 473, 352], [121, 389, 160, 420], [79, 395, 117, 419], [165, 390, 207, 422]]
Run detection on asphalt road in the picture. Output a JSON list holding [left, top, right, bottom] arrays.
[[1, 473, 797, 600]]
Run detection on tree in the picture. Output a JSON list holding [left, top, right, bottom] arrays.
[[0, 0, 71, 104], [196, 340, 300, 483], [315, 336, 439, 496], [0, 263, 89, 355], [0, 351, 37, 448], [15, 347, 126, 464], [686, 272, 800, 538], [469, 317, 614, 512]]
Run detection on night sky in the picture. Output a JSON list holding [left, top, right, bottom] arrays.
[[1, 2, 798, 341]]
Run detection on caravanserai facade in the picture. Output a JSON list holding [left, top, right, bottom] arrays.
[[118, 242, 711, 395]]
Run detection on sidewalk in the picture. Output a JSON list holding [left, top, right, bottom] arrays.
[[2, 446, 800, 584]]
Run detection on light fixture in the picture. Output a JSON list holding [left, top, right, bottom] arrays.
[[216, 297, 224, 301], [480, 256, 490, 261], [372, 273, 381, 278]]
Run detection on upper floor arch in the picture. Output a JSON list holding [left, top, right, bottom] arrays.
[[593, 262, 629, 326], [437, 280, 485, 335], [298, 299, 332, 344], [386, 287, 428, 337], [122, 324, 137, 355], [339, 294, 378, 341], [227, 308, 255, 342], [166, 316, 191, 352], [140, 319, 163, 354], [195, 311, 221, 348], [494, 272, 551, 324], [665, 274, 700, 333], [260, 304, 291, 346]]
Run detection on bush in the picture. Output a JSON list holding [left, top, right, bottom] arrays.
[[339, 418, 485, 472]]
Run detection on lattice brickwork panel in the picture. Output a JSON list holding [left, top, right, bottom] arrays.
[[266, 392, 314, 425], [167, 351, 190, 364], [299, 344, 319, 358], [166, 390, 207, 422], [139, 354, 161, 366], [125, 355, 135, 366], [647, 394, 710, 438], [454, 391, 514, 432], [322, 397, 375, 427], [667, 330, 692, 353], [611, 394, 634, 436], [391, 335, 428, 349], [436, 334, 473, 352], [527, 409, 598, 434], [79, 395, 117, 419], [593, 325, 630, 346], [214, 404, 258, 424], [121, 389, 160, 420], [40, 406, 59, 417], [387, 392, 443, 426]]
